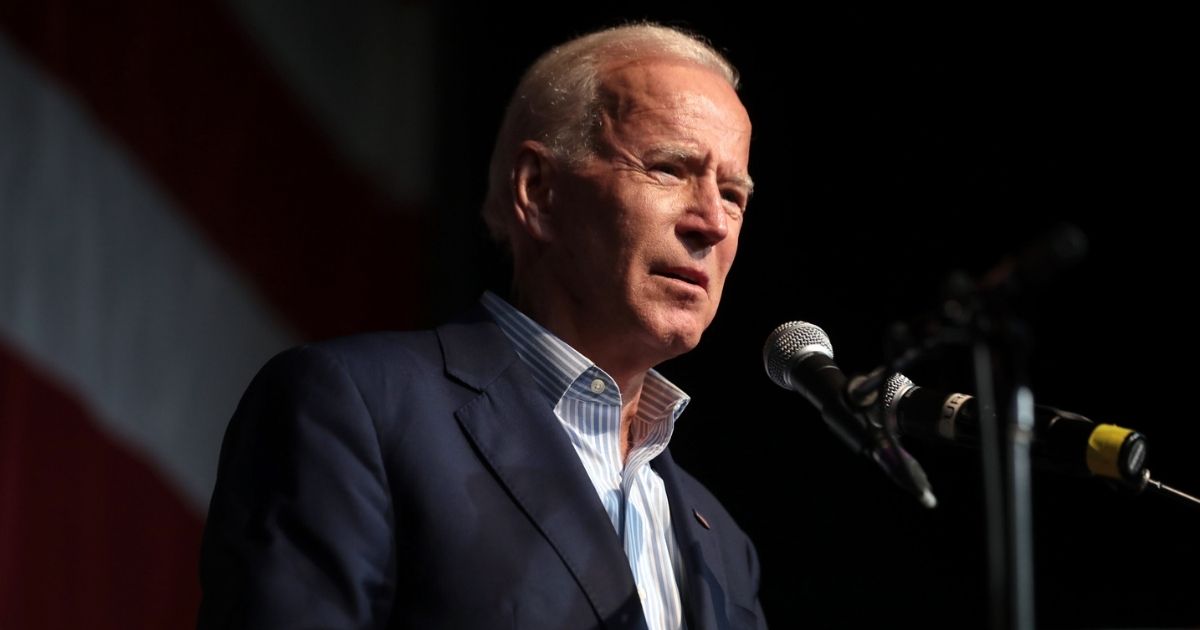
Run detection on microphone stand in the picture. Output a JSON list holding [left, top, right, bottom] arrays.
[[862, 223, 1200, 627], [967, 316, 1034, 630], [921, 225, 1087, 630], [854, 318, 1034, 630]]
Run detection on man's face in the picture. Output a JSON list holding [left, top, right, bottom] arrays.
[[546, 58, 752, 362]]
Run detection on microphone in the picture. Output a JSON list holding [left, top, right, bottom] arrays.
[[883, 373, 1148, 485], [763, 322, 872, 453], [764, 322, 936, 507]]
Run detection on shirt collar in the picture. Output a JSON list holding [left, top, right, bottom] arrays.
[[480, 291, 691, 424]]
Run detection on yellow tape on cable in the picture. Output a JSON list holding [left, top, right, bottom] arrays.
[[1086, 424, 1134, 480]]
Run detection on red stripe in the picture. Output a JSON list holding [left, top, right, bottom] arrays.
[[0, 342, 203, 630], [0, 2, 426, 339]]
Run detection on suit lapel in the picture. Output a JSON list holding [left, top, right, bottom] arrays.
[[438, 309, 648, 630], [653, 450, 731, 630]]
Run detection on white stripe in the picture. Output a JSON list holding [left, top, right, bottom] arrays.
[[0, 36, 298, 511]]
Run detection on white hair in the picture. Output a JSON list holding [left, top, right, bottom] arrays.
[[481, 23, 740, 251]]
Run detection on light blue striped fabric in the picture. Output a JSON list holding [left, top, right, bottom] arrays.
[[481, 291, 690, 630]]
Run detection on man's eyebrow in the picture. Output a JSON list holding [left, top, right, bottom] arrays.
[[643, 145, 697, 161], [643, 144, 754, 194], [728, 174, 755, 197]]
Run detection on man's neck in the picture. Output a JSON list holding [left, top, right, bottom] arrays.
[[511, 289, 655, 463], [513, 291, 657, 395]]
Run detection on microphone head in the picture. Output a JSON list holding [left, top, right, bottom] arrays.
[[883, 372, 917, 411], [763, 321, 834, 391]]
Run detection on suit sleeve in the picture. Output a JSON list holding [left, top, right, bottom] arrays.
[[197, 345, 396, 630]]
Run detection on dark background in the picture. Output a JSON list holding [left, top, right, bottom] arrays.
[[428, 7, 1197, 628]]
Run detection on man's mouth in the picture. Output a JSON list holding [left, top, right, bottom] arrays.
[[654, 266, 709, 291]]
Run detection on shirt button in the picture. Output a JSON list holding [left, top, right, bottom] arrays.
[[590, 378, 606, 394]]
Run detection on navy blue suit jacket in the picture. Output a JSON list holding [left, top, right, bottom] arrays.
[[198, 305, 766, 629]]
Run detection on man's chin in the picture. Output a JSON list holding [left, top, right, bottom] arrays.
[[644, 319, 708, 359]]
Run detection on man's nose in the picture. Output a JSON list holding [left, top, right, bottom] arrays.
[[676, 179, 729, 250]]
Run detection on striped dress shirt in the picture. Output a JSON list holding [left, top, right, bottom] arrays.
[[481, 291, 690, 630]]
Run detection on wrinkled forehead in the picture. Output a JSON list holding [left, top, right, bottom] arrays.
[[598, 57, 748, 122], [597, 62, 751, 156], [594, 59, 752, 173]]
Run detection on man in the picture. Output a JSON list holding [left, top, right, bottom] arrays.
[[199, 23, 764, 630]]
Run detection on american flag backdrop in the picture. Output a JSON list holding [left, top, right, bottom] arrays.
[[1, 3, 435, 627]]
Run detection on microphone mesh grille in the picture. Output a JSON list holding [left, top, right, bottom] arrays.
[[883, 373, 915, 411], [762, 321, 833, 389]]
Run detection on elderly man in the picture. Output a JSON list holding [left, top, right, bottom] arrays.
[[199, 23, 764, 630]]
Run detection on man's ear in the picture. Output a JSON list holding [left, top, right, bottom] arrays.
[[512, 141, 558, 243]]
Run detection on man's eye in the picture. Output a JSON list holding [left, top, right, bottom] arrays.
[[649, 163, 684, 178], [721, 190, 746, 208]]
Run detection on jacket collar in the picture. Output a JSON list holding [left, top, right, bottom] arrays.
[[438, 304, 648, 629], [652, 449, 733, 630], [437, 302, 733, 629]]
